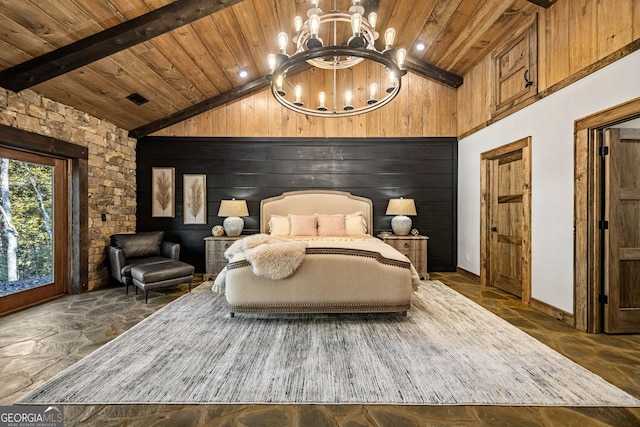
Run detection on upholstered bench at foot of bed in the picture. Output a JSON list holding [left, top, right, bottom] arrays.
[[131, 260, 194, 303]]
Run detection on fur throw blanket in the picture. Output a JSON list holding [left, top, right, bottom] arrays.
[[212, 234, 307, 293]]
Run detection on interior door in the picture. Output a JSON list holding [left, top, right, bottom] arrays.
[[489, 151, 524, 298], [604, 128, 640, 333]]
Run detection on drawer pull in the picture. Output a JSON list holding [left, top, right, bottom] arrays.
[[403, 243, 410, 248]]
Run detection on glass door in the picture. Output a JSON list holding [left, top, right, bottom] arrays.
[[0, 147, 68, 315]]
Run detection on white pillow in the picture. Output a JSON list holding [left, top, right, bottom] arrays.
[[345, 211, 367, 235], [269, 215, 290, 235]]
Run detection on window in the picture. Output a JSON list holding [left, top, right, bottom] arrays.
[[0, 147, 68, 314]]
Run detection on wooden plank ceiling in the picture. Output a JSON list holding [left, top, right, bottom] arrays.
[[0, 0, 545, 137]]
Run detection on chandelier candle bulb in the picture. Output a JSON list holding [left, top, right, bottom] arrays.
[[278, 32, 288, 54], [349, 13, 365, 48], [397, 48, 407, 69], [294, 16, 303, 32], [387, 71, 397, 93], [267, 54, 276, 72], [276, 75, 285, 96], [368, 83, 378, 104], [318, 91, 327, 111], [368, 12, 377, 32], [307, 14, 323, 48], [294, 85, 303, 106], [384, 28, 396, 50], [351, 13, 362, 35], [310, 14, 320, 38], [344, 90, 354, 111]]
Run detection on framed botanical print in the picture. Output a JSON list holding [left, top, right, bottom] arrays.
[[183, 174, 207, 224], [151, 167, 175, 217]]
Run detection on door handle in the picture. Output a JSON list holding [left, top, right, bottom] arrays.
[[524, 70, 534, 88], [491, 227, 497, 232]]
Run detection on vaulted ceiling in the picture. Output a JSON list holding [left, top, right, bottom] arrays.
[[0, 0, 554, 138]]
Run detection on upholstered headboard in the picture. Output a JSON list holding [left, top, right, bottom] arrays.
[[260, 190, 373, 234]]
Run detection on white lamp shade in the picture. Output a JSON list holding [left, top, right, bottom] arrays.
[[218, 199, 249, 217], [385, 198, 417, 216]]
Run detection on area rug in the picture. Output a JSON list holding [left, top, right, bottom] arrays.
[[18, 281, 640, 406]]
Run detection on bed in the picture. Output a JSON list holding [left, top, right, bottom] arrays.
[[216, 190, 420, 316]]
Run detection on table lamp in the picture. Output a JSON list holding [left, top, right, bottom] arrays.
[[218, 199, 249, 236], [385, 198, 417, 236]]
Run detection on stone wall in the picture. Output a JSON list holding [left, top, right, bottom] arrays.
[[0, 87, 137, 291]]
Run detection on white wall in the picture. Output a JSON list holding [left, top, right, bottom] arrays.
[[457, 49, 640, 313]]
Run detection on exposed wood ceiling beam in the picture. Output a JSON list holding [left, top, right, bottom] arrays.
[[405, 57, 464, 88], [525, 0, 558, 8], [0, 0, 245, 92], [129, 78, 271, 139], [130, 57, 462, 139]]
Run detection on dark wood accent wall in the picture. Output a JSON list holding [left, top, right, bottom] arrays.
[[136, 137, 457, 273]]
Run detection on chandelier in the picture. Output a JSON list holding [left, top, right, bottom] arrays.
[[266, 0, 407, 117]]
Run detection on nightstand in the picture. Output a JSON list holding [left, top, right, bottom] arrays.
[[378, 234, 429, 280], [203, 236, 244, 281]]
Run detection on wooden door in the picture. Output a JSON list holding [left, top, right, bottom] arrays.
[[604, 128, 640, 333], [481, 137, 531, 303], [488, 151, 525, 297]]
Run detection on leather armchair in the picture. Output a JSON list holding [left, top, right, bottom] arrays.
[[107, 231, 181, 287]]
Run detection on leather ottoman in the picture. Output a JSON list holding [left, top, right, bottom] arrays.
[[131, 260, 194, 303]]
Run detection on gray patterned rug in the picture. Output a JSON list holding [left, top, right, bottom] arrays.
[[18, 281, 640, 406]]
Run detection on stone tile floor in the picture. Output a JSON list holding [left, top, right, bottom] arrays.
[[0, 272, 639, 426]]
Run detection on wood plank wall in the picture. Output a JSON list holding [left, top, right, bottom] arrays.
[[457, 0, 640, 136], [136, 137, 457, 273], [152, 72, 457, 137]]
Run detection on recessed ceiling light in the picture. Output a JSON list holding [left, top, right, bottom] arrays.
[[238, 69, 248, 78], [415, 42, 426, 51]]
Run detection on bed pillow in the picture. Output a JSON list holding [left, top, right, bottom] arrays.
[[345, 211, 367, 235], [269, 215, 291, 235], [289, 214, 317, 236], [316, 214, 346, 236]]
